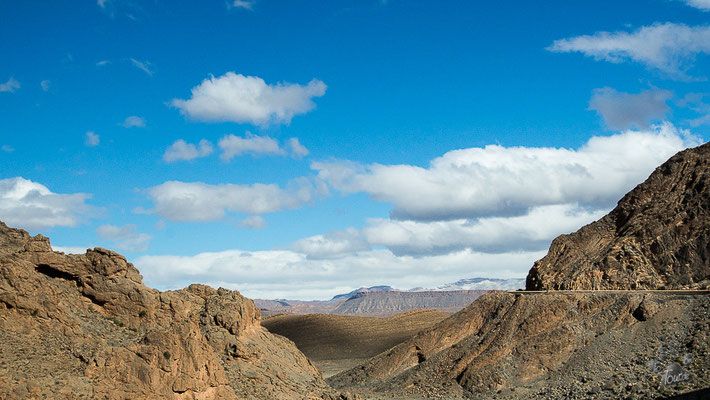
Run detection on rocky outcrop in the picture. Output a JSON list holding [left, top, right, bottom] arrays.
[[0, 222, 353, 399], [527, 142, 710, 291]]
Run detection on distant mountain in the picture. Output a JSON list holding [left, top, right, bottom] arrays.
[[332, 290, 487, 316], [255, 279, 524, 317], [330, 285, 394, 301]]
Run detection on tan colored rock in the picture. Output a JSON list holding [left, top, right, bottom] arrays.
[[0, 221, 346, 399]]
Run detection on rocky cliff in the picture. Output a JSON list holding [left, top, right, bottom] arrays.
[[0, 222, 353, 399], [527, 141, 710, 291]]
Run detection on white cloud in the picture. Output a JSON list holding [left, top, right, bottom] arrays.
[[120, 115, 145, 128], [363, 204, 607, 256], [689, 114, 710, 126], [171, 72, 326, 126], [2, 145, 14, 153], [0, 77, 20, 93], [134, 248, 542, 300], [40, 80, 50, 92], [163, 139, 214, 163], [683, 0, 710, 11], [85, 131, 100, 147], [288, 137, 310, 159], [96, 60, 111, 66], [52, 245, 90, 254], [143, 178, 320, 222], [130, 58, 154, 76], [312, 124, 700, 221], [218, 133, 284, 160], [97, 0, 109, 8], [547, 23, 710, 79], [97, 224, 152, 252], [231, 0, 255, 10], [0, 177, 93, 231], [237, 215, 267, 230], [589, 87, 672, 130], [291, 227, 370, 259]]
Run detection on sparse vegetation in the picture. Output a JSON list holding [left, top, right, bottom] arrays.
[[138, 310, 147, 318], [163, 351, 171, 360]]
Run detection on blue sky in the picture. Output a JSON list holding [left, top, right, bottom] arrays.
[[1, 0, 709, 299]]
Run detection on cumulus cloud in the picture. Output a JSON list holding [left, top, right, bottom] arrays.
[[85, 131, 100, 147], [0, 177, 94, 231], [683, 0, 710, 11], [134, 248, 542, 300], [288, 137, 310, 159], [363, 204, 607, 256], [120, 115, 145, 128], [547, 23, 710, 79], [2, 145, 14, 153], [97, 0, 109, 8], [589, 87, 672, 130], [237, 215, 267, 230], [0, 77, 20, 93], [171, 72, 326, 126], [130, 58, 154, 76], [218, 133, 284, 160], [291, 228, 370, 259], [97, 224, 152, 252], [312, 124, 700, 221], [142, 178, 320, 222], [231, 0, 255, 10], [163, 139, 214, 163], [40, 80, 50, 92]]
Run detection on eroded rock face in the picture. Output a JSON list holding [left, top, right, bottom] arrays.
[[527, 142, 710, 291], [0, 222, 350, 399]]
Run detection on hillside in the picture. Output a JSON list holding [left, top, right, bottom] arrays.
[[0, 221, 355, 399], [262, 309, 449, 378], [329, 290, 709, 399], [329, 142, 710, 399]]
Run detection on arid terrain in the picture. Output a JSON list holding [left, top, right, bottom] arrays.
[[262, 309, 450, 377], [0, 142, 707, 399]]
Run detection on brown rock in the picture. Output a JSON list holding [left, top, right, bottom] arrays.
[[0, 221, 344, 399], [527, 142, 710, 291]]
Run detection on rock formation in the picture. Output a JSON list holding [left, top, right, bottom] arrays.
[[527, 141, 710, 291], [329, 142, 710, 399], [0, 222, 354, 399]]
